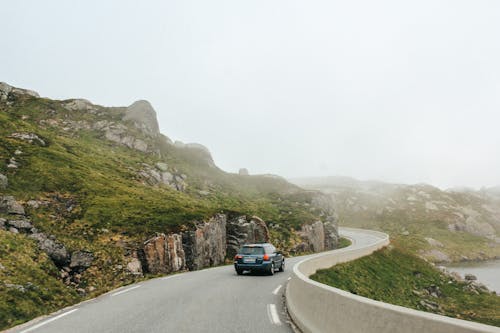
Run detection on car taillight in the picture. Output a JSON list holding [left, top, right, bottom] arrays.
[[263, 254, 269, 260], [235, 255, 242, 260]]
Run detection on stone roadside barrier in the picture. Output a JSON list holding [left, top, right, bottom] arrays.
[[285, 227, 500, 333]]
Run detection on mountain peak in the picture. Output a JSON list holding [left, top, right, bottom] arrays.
[[124, 100, 160, 137]]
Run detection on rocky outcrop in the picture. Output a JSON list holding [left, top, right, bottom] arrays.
[[63, 99, 98, 113], [182, 214, 226, 270], [124, 100, 160, 137], [29, 232, 70, 266], [143, 233, 185, 274], [102, 122, 149, 152], [138, 163, 187, 191], [0, 196, 25, 215], [226, 215, 270, 258], [8, 132, 46, 146], [294, 219, 339, 253], [323, 219, 339, 250], [298, 221, 325, 252], [0, 82, 39, 101]]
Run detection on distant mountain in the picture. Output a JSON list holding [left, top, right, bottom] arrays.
[[292, 176, 500, 263]]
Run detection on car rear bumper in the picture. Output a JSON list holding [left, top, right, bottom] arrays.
[[234, 262, 272, 271]]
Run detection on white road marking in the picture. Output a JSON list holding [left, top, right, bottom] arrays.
[[287, 277, 291, 281], [111, 285, 141, 297], [161, 274, 180, 281], [272, 284, 282, 295], [20, 309, 78, 333], [267, 304, 282, 325]]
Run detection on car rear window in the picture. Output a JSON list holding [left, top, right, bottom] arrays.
[[239, 246, 264, 255]]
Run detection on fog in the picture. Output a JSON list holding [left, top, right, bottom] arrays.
[[2, 0, 499, 189]]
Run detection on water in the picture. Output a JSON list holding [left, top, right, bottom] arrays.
[[446, 259, 500, 292]]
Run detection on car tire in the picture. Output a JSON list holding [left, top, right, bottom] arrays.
[[269, 262, 275, 275], [236, 268, 243, 275], [279, 260, 285, 272]]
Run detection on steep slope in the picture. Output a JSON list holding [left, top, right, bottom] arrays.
[[0, 82, 338, 329], [292, 176, 500, 262]]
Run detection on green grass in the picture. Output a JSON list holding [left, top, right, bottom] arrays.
[[311, 243, 500, 327], [337, 237, 351, 249], [0, 230, 79, 329]]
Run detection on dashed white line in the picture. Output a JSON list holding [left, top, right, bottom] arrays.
[[111, 285, 141, 297], [272, 284, 282, 295], [267, 304, 282, 325], [20, 309, 78, 333]]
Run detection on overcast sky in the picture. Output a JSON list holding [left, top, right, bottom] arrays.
[[2, 0, 499, 189]]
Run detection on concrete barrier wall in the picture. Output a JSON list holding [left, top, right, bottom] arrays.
[[286, 227, 500, 333]]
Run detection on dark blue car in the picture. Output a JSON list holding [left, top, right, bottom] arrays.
[[234, 243, 285, 275]]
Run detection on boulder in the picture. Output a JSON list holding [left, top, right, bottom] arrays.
[[226, 215, 269, 258], [238, 168, 249, 176], [29, 233, 69, 266], [0, 173, 7, 189], [126, 254, 143, 276], [8, 132, 46, 146], [6, 219, 33, 232], [182, 214, 226, 270], [143, 233, 185, 274], [124, 100, 160, 137], [0, 196, 25, 215], [70, 251, 94, 271], [0, 218, 5, 230], [155, 162, 168, 172], [7, 157, 19, 169]]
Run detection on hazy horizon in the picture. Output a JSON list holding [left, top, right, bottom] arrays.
[[2, 1, 499, 189]]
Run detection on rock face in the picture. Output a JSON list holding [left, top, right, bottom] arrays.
[[182, 214, 226, 270], [226, 215, 270, 258], [143, 233, 185, 274], [0, 196, 26, 215], [293, 196, 339, 253], [124, 100, 160, 137], [101, 122, 149, 152], [299, 221, 325, 252]]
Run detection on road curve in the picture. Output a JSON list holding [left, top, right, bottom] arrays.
[[8, 228, 385, 333]]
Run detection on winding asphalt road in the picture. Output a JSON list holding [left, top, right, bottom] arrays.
[[9, 228, 385, 333]]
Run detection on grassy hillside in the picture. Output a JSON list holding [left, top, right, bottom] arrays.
[[293, 176, 500, 262], [0, 87, 327, 329], [311, 244, 500, 327]]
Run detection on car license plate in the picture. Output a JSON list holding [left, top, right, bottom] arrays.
[[243, 257, 256, 263]]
